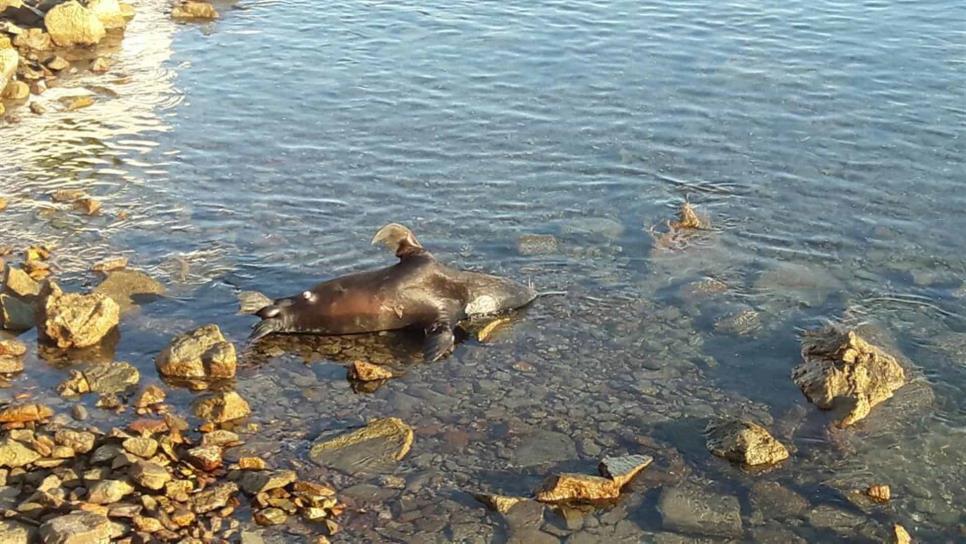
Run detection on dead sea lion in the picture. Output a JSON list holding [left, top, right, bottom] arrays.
[[248, 223, 558, 361]]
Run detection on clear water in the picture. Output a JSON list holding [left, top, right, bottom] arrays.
[[2, 0, 965, 541]]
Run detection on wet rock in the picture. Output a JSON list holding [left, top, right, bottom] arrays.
[[793, 325, 906, 426], [89, 58, 109, 73], [86, 0, 127, 30], [517, 234, 559, 256], [87, 479, 134, 503], [2, 80, 28, 100], [657, 483, 742, 538], [191, 481, 237, 513], [705, 419, 789, 466], [0, 437, 40, 467], [807, 504, 864, 531], [193, 391, 250, 423], [865, 484, 891, 503], [0, 403, 53, 423], [13, 28, 52, 51], [4, 266, 39, 297], [749, 481, 809, 521], [91, 257, 127, 272], [156, 324, 236, 379], [134, 384, 165, 410], [29, 102, 46, 115], [348, 360, 393, 382], [0, 294, 37, 331], [129, 461, 170, 490], [171, 1, 218, 20], [0, 338, 26, 373], [121, 437, 158, 458], [511, 430, 576, 467], [132, 515, 162, 533], [45, 1, 106, 47], [0, 48, 16, 94], [238, 456, 266, 470], [0, 519, 30, 544], [46, 56, 70, 72], [598, 454, 653, 487], [186, 445, 222, 471], [893, 523, 911, 544], [535, 473, 620, 503], [71, 405, 88, 421], [59, 361, 140, 396], [563, 217, 624, 240], [93, 269, 164, 312], [254, 507, 286, 526], [40, 285, 120, 349], [713, 307, 761, 336], [474, 493, 526, 515], [60, 95, 95, 111], [38, 511, 111, 544], [310, 417, 413, 474], [239, 469, 296, 494], [237, 290, 272, 315], [54, 429, 95, 453], [51, 189, 87, 203], [73, 197, 101, 215]]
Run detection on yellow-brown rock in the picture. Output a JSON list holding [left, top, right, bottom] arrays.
[[171, 1, 218, 20], [41, 285, 120, 349], [45, 1, 106, 47], [535, 473, 620, 503], [866, 484, 891, 503], [348, 360, 393, 382], [0, 403, 53, 423], [705, 420, 789, 466]]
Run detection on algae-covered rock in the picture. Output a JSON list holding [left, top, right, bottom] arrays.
[[45, 1, 106, 47], [793, 325, 906, 427], [705, 419, 789, 466]]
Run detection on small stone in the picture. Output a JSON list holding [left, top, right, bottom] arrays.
[[156, 324, 236, 379], [348, 360, 393, 382], [13, 28, 52, 51], [83, 361, 141, 394], [865, 484, 891, 503], [134, 384, 165, 409], [54, 429, 95, 453], [169, 505, 195, 526], [239, 469, 296, 494], [122, 437, 158, 458], [0, 356, 23, 373], [87, 479, 134, 504], [171, 1, 219, 20], [165, 479, 192, 502], [4, 266, 39, 297], [200, 429, 240, 446], [89, 58, 110, 73], [238, 457, 266, 470], [38, 511, 112, 544], [129, 461, 170, 490], [132, 515, 162, 533], [534, 473, 620, 503], [893, 523, 911, 544], [91, 257, 128, 272], [254, 507, 286, 526], [191, 482, 237, 513], [0, 338, 27, 358], [71, 404, 89, 421], [46, 56, 70, 71], [60, 95, 96, 111], [1, 293, 37, 331], [193, 391, 250, 423], [309, 417, 413, 473], [29, 102, 46, 115], [597, 454, 653, 487], [186, 445, 222, 471], [474, 493, 525, 515], [516, 234, 559, 255], [705, 419, 789, 466], [2, 81, 29, 100], [74, 197, 101, 215]]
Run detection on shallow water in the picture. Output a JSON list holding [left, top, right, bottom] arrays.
[[2, 0, 965, 542]]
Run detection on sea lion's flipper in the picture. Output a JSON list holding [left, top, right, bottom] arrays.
[[371, 223, 426, 259], [420, 298, 462, 362]]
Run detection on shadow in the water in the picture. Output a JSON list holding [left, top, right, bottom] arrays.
[[37, 327, 120, 367]]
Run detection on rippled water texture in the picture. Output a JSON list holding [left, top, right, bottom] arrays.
[[2, 0, 965, 542]]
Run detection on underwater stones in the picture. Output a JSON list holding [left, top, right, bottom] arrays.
[[516, 234, 559, 256], [705, 419, 789, 466], [193, 391, 250, 423], [45, 1, 106, 47], [657, 483, 742, 538], [348, 360, 393, 382], [749, 481, 809, 521], [535, 473, 620, 503], [171, 1, 218, 20], [156, 324, 236, 380], [57, 361, 140, 396], [892, 523, 911, 544], [38, 511, 111, 544], [40, 285, 119, 349], [93, 269, 165, 312], [712, 307, 761, 336], [309, 417, 413, 474], [510, 429, 576, 467], [754, 262, 839, 308], [793, 326, 906, 427], [598, 454, 653, 487]]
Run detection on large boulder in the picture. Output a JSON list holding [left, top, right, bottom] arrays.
[[793, 325, 906, 427], [40, 284, 119, 349], [0, 48, 17, 106], [85, 0, 127, 30], [705, 419, 789, 466], [44, 1, 106, 47], [155, 324, 235, 379]]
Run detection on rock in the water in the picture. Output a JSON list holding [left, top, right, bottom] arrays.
[[134, 384, 165, 409], [239, 469, 296, 494], [60, 95, 95, 111], [93, 269, 164, 312], [254, 507, 286, 526], [713, 307, 761, 336], [534, 473, 620, 503], [348, 360, 393, 382], [0, 403, 53, 423], [0, 437, 40, 467], [13, 29, 52, 52], [44, 1, 106, 47], [186, 445, 222, 471], [193, 391, 250, 423], [517, 234, 559, 256], [4, 266, 39, 297], [749, 481, 809, 521], [0, 338, 26, 373], [0, 294, 37, 331], [1, 80, 28, 100], [0, 48, 17, 96], [171, 1, 218, 19], [793, 325, 906, 426], [41, 285, 120, 349], [237, 290, 272, 315], [865, 484, 891, 503], [38, 511, 112, 544], [892, 523, 911, 544], [309, 417, 413, 474], [474, 493, 527, 515], [58, 361, 140, 395], [598, 454, 653, 487], [511, 429, 577, 467], [86, 0, 127, 29], [91, 257, 127, 272], [705, 419, 789, 466], [46, 56, 70, 72], [156, 324, 236, 379], [657, 483, 742, 538]]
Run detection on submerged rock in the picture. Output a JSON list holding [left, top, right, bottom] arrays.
[[93, 269, 165, 312], [348, 360, 393, 382], [793, 326, 906, 427], [38, 511, 112, 544], [156, 324, 236, 379], [0, 337, 26, 373], [40, 284, 120, 349], [193, 391, 250, 423], [45, 1, 107, 47], [657, 483, 742, 538], [58, 361, 140, 396], [516, 234, 559, 256], [598, 454, 653, 487], [310, 417, 413, 474], [705, 419, 789, 466], [0, 293, 37, 331], [171, 1, 218, 20], [474, 493, 527, 515]]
